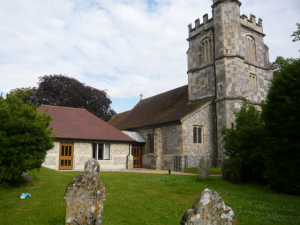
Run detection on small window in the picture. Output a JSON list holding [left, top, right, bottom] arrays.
[[193, 126, 203, 144], [231, 123, 234, 129], [147, 134, 154, 154], [219, 84, 222, 91], [92, 143, 110, 160], [250, 74, 257, 91]]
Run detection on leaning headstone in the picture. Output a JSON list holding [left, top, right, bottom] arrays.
[[64, 158, 106, 225], [180, 188, 238, 225], [198, 157, 209, 179], [221, 158, 228, 180]]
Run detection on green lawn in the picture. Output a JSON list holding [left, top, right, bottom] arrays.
[[184, 166, 222, 174], [0, 167, 299, 225]]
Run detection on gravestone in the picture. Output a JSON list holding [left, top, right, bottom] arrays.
[[198, 157, 209, 180], [64, 158, 106, 225], [180, 188, 238, 225], [221, 158, 228, 180]]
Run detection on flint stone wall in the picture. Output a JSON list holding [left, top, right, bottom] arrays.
[[182, 102, 217, 167], [181, 188, 238, 225]]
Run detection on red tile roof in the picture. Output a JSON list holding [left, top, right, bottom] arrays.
[[38, 105, 134, 142], [109, 85, 211, 130]]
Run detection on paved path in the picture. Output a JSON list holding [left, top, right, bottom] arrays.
[[101, 168, 221, 176], [58, 168, 221, 176]]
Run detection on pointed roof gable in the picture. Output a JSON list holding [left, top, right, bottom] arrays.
[[38, 105, 134, 142], [109, 85, 211, 130]]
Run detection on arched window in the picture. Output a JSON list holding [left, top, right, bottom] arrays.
[[199, 38, 213, 64], [193, 126, 203, 144], [246, 36, 256, 61]]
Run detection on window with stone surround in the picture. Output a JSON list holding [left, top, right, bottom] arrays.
[[199, 38, 213, 64], [246, 36, 256, 61], [147, 134, 154, 154], [250, 73, 257, 91], [92, 143, 110, 160], [193, 126, 203, 144]]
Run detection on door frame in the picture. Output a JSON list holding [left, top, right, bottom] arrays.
[[59, 142, 74, 170], [132, 146, 143, 168]]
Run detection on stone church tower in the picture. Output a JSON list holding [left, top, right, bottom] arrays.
[[187, 0, 273, 162]]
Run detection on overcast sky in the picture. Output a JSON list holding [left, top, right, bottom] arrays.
[[1, 0, 299, 113]]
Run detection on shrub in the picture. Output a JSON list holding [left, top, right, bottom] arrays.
[[0, 90, 54, 187], [222, 99, 265, 183]]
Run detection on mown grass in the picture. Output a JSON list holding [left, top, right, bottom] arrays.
[[0, 167, 299, 225], [184, 166, 222, 174]]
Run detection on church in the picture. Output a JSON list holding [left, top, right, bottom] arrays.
[[109, 0, 273, 170]]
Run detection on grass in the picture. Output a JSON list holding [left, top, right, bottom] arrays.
[[0, 167, 300, 225], [184, 166, 222, 174]]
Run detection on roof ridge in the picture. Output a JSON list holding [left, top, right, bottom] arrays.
[[40, 104, 86, 110], [141, 85, 188, 101]]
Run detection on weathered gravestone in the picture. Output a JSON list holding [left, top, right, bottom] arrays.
[[64, 158, 106, 225], [198, 157, 209, 180], [180, 188, 238, 225], [221, 158, 228, 180]]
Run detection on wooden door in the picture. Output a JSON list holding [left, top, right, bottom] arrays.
[[133, 146, 143, 168], [59, 142, 74, 170]]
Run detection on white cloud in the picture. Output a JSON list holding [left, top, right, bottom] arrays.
[[0, 0, 299, 112]]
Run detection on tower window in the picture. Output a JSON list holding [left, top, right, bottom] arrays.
[[246, 36, 256, 61], [200, 38, 213, 64], [250, 74, 257, 91]]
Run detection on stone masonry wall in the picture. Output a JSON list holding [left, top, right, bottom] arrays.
[[182, 102, 217, 167], [74, 141, 92, 170], [43, 141, 130, 170], [111, 143, 129, 166], [42, 141, 60, 170], [137, 124, 182, 170], [161, 124, 182, 155]]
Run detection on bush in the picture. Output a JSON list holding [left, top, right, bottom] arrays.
[[222, 99, 265, 183], [0, 90, 54, 187]]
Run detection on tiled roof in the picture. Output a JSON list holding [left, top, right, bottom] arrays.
[[38, 105, 134, 142], [109, 85, 211, 130]]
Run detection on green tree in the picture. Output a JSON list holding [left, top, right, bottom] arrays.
[[222, 99, 265, 183], [291, 23, 300, 42], [271, 56, 297, 78], [0, 90, 54, 187], [261, 57, 300, 194]]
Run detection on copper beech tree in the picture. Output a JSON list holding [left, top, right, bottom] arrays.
[[23, 75, 116, 122]]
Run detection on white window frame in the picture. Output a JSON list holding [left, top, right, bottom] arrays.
[[92, 143, 110, 160]]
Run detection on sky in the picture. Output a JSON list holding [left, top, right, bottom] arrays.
[[1, 0, 299, 113]]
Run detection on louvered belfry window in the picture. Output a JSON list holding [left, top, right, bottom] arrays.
[[200, 38, 213, 64], [246, 36, 256, 61]]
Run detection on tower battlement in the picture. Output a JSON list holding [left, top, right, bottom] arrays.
[[240, 14, 264, 35], [188, 14, 213, 39], [212, 0, 242, 7]]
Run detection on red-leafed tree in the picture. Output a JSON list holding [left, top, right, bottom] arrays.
[[21, 75, 116, 121]]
